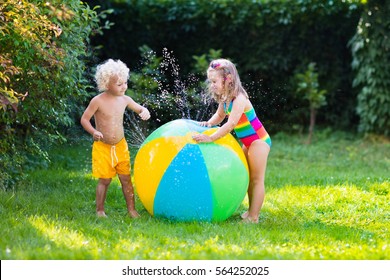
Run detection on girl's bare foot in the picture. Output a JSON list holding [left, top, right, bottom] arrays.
[[241, 211, 249, 219], [129, 210, 140, 218], [241, 216, 259, 224], [97, 211, 107, 218]]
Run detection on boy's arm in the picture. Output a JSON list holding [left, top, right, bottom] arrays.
[[80, 98, 104, 140], [126, 96, 150, 120], [138, 106, 150, 120]]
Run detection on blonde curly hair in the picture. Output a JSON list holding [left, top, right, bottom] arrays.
[[95, 59, 129, 92]]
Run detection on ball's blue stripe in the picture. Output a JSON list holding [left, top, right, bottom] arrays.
[[153, 143, 213, 221]]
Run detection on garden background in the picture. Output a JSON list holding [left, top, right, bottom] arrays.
[[0, 0, 389, 260]]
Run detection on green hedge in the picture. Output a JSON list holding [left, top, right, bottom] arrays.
[[350, 0, 390, 136], [88, 0, 362, 131]]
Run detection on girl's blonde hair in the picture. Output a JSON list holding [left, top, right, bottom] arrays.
[[207, 58, 248, 102], [95, 59, 129, 92]]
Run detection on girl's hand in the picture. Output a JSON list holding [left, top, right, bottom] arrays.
[[198, 121, 211, 127], [192, 133, 213, 143]]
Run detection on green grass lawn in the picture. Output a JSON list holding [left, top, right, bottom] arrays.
[[1, 130, 389, 260]]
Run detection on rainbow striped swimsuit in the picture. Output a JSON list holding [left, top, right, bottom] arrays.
[[224, 100, 272, 148]]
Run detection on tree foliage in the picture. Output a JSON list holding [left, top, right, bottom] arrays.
[[350, 0, 390, 136], [87, 0, 362, 132], [0, 0, 106, 189], [295, 62, 327, 144]]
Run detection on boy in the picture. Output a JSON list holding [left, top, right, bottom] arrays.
[[81, 59, 150, 217]]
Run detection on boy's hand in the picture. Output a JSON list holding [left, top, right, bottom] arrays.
[[139, 108, 150, 120], [93, 130, 103, 141]]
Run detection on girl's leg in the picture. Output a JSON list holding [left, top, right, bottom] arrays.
[[241, 145, 250, 219], [96, 178, 111, 217], [118, 174, 140, 218], [242, 141, 270, 223]]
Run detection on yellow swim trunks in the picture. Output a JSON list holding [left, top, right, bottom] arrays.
[[92, 138, 131, 178]]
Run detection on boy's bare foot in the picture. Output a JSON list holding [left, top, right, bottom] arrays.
[[129, 210, 140, 218], [97, 211, 107, 218], [241, 211, 249, 219]]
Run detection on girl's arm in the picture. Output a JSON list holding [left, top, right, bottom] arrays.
[[200, 104, 226, 127], [193, 95, 246, 143], [209, 95, 245, 141]]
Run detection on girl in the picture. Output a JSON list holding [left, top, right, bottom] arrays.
[[193, 58, 271, 223]]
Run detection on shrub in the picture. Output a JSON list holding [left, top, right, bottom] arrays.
[[0, 0, 107, 189]]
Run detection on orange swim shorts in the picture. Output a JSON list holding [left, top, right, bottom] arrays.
[[92, 138, 131, 178]]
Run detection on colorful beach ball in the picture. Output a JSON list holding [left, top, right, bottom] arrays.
[[134, 119, 249, 221]]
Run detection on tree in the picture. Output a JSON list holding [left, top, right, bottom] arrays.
[[295, 62, 327, 144]]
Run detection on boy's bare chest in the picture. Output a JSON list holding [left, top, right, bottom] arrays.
[[97, 99, 127, 118]]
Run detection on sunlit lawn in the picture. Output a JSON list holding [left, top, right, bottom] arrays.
[[0, 130, 389, 259]]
